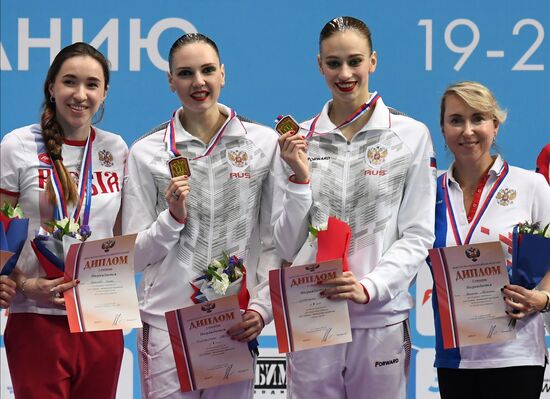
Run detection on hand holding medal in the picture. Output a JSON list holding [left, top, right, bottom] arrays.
[[275, 115, 310, 182], [165, 174, 190, 223]]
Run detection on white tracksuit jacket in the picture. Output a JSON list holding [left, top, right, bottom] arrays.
[[272, 97, 437, 328], [123, 104, 281, 330]]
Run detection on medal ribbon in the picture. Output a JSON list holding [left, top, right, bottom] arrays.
[[164, 108, 237, 160], [443, 161, 509, 245], [306, 91, 380, 139], [50, 129, 94, 228]]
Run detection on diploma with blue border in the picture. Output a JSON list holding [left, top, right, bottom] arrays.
[[165, 295, 254, 392], [429, 241, 516, 349], [64, 234, 142, 333], [269, 259, 352, 353]]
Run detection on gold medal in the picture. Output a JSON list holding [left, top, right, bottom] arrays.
[[168, 156, 191, 178], [275, 115, 300, 136]]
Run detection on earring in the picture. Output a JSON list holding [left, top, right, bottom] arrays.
[[50, 96, 56, 103]]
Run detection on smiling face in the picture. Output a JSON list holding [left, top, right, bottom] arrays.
[[318, 30, 377, 109], [442, 94, 499, 166], [48, 55, 107, 138], [168, 42, 225, 115]]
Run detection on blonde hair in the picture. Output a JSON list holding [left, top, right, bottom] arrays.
[[440, 81, 507, 128]]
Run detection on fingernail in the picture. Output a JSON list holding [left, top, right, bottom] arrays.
[[76, 279, 80, 285], [500, 287, 504, 292], [300, 135, 306, 140]]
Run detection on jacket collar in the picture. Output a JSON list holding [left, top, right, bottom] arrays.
[[301, 95, 390, 137], [172, 103, 245, 144]]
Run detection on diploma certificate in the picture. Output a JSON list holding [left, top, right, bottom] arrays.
[[165, 295, 254, 392], [429, 241, 515, 349], [64, 234, 142, 333], [269, 259, 352, 353]]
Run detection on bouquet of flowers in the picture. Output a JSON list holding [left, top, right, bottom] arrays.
[[31, 217, 86, 278], [291, 216, 352, 271], [0, 202, 29, 275], [511, 221, 550, 289], [190, 253, 250, 310]]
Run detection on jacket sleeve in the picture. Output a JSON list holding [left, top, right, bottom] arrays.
[[122, 143, 184, 273], [532, 172, 550, 227], [361, 125, 437, 303], [247, 147, 284, 325], [271, 151, 313, 262]]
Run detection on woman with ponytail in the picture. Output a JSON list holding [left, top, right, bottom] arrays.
[[0, 42, 127, 399]]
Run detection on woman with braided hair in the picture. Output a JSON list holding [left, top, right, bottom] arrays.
[[0, 42, 127, 398]]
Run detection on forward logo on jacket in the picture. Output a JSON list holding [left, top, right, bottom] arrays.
[[495, 188, 516, 206], [374, 358, 399, 367]]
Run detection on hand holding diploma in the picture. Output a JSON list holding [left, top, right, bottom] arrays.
[[226, 310, 264, 343], [503, 284, 550, 319], [166, 295, 255, 392], [319, 270, 370, 304]]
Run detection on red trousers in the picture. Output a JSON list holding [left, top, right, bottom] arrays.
[[4, 313, 124, 399]]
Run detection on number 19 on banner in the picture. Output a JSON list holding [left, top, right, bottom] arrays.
[[418, 18, 544, 71]]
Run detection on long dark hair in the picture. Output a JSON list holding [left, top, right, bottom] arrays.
[[41, 42, 109, 205]]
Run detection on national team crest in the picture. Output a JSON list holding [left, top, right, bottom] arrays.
[[366, 144, 388, 166], [98, 149, 114, 167], [495, 188, 516, 206], [227, 149, 249, 169], [465, 247, 481, 262]]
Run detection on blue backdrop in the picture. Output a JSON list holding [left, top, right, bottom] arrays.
[[1, 1, 549, 398]]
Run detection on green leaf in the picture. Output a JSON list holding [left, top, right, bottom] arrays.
[[308, 224, 318, 238]]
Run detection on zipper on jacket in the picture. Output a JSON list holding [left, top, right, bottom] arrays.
[[207, 156, 215, 263], [341, 143, 351, 220]]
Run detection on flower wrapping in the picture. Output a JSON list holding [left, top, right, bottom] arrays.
[[31, 228, 80, 279], [190, 254, 257, 355], [511, 224, 550, 290], [0, 211, 29, 276], [190, 255, 250, 310], [292, 216, 352, 271]]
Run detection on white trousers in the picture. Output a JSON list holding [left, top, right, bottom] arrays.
[[287, 321, 411, 399], [138, 323, 254, 399]]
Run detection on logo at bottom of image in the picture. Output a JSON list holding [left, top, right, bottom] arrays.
[[254, 357, 286, 398]]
